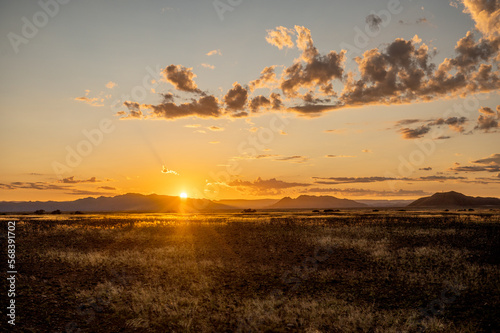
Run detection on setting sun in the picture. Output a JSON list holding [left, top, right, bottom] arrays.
[[180, 192, 188, 199]]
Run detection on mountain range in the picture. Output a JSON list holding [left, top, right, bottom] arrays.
[[0, 191, 499, 213], [408, 191, 500, 208], [0, 193, 229, 213], [268, 195, 366, 209]]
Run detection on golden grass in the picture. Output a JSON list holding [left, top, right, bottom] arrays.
[[12, 212, 500, 332]]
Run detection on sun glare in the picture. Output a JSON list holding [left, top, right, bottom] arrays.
[[180, 192, 188, 199]]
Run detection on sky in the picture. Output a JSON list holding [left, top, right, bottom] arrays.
[[0, 0, 499, 202]]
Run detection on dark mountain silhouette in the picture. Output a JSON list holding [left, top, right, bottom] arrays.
[[268, 195, 366, 209], [408, 191, 500, 208], [7, 191, 496, 213], [0, 193, 230, 213]]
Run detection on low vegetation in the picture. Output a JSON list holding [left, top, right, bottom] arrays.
[[4, 211, 500, 332]]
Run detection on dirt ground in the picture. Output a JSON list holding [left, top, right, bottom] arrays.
[[1, 211, 499, 332]]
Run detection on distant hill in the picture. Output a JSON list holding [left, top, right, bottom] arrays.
[[408, 191, 500, 208], [268, 195, 366, 209], [0, 193, 230, 213], [216, 199, 279, 209], [9, 191, 497, 213]]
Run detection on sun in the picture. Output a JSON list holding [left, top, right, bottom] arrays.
[[180, 192, 188, 199]]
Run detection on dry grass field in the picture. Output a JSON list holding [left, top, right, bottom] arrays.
[[2, 211, 500, 332]]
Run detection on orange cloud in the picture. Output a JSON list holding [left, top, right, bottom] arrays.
[[201, 63, 215, 70], [206, 49, 222, 56], [265, 26, 295, 50], [161, 166, 179, 175], [106, 81, 117, 89]]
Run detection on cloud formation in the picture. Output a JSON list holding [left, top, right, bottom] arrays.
[[60, 176, 101, 184], [224, 82, 248, 112], [452, 165, 500, 172], [162, 65, 203, 94], [98, 186, 116, 190], [396, 116, 468, 139], [313, 175, 471, 184], [143, 95, 222, 120], [0, 181, 68, 191], [206, 49, 222, 56], [450, 153, 500, 173], [74, 94, 103, 107], [275, 155, 309, 163], [476, 113, 499, 131], [119, 101, 144, 119], [479, 106, 497, 115], [462, 0, 500, 38], [65, 189, 113, 196], [201, 63, 215, 70], [208, 126, 224, 131], [265, 26, 295, 50], [366, 14, 383, 30], [249, 66, 277, 91], [292, 0, 499, 114], [313, 176, 396, 185], [475, 105, 499, 132], [398, 18, 432, 26], [0, 181, 115, 196], [429, 117, 468, 132], [399, 125, 431, 139], [249, 93, 283, 112], [269, 26, 345, 101], [115, 0, 500, 121], [395, 105, 499, 139], [395, 119, 423, 126], [306, 187, 430, 197], [324, 129, 347, 134], [474, 153, 500, 165], [325, 155, 356, 158], [161, 166, 179, 175], [106, 81, 117, 89]]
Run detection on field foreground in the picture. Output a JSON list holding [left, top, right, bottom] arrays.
[[2, 211, 500, 332]]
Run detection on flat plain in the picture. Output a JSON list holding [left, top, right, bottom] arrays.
[[2, 210, 500, 332]]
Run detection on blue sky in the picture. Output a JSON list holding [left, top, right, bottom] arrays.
[[0, 0, 499, 201]]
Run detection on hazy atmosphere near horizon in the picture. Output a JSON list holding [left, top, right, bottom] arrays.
[[1, 0, 500, 202]]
